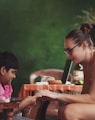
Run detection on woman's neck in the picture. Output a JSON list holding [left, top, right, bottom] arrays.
[[85, 48, 94, 63]]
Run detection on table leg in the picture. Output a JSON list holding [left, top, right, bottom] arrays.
[[3, 108, 14, 120]]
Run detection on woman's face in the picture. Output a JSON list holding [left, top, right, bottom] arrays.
[[64, 38, 85, 64]]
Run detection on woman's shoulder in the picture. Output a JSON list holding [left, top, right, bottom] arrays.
[[91, 50, 95, 65], [93, 50, 95, 58]]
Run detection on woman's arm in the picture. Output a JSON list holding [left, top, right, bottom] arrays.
[[35, 89, 95, 104]]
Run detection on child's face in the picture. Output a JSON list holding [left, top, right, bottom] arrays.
[[1, 68, 17, 85]]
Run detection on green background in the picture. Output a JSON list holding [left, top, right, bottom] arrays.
[[0, 0, 95, 96]]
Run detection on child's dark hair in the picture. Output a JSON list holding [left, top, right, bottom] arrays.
[[0, 51, 19, 71], [65, 23, 95, 47]]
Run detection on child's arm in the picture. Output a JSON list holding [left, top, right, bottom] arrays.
[[14, 96, 37, 114], [0, 99, 4, 103]]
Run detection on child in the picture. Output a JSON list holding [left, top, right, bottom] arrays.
[[0, 51, 36, 120], [0, 51, 18, 103]]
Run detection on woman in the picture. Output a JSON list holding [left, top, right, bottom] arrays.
[[35, 23, 95, 120]]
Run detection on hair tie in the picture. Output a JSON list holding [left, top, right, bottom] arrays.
[[84, 27, 91, 34]]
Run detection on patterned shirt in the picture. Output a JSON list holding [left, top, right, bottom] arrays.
[[0, 83, 13, 102]]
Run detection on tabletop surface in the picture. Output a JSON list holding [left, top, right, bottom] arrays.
[[18, 84, 83, 99]]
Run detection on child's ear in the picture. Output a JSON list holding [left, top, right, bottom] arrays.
[[1, 66, 7, 75]]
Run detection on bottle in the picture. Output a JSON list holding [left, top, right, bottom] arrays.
[[73, 64, 84, 85]]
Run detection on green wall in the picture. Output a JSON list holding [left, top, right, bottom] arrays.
[[0, 0, 95, 96]]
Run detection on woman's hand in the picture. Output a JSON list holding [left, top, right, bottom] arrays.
[[35, 90, 59, 101]]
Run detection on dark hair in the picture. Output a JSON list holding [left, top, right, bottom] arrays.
[[0, 51, 19, 71], [65, 23, 95, 47]]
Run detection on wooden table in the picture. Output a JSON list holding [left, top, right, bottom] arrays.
[[18, 84, 83, 120], [0, 101, 19, 120], [18, 84, 83, 99]]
